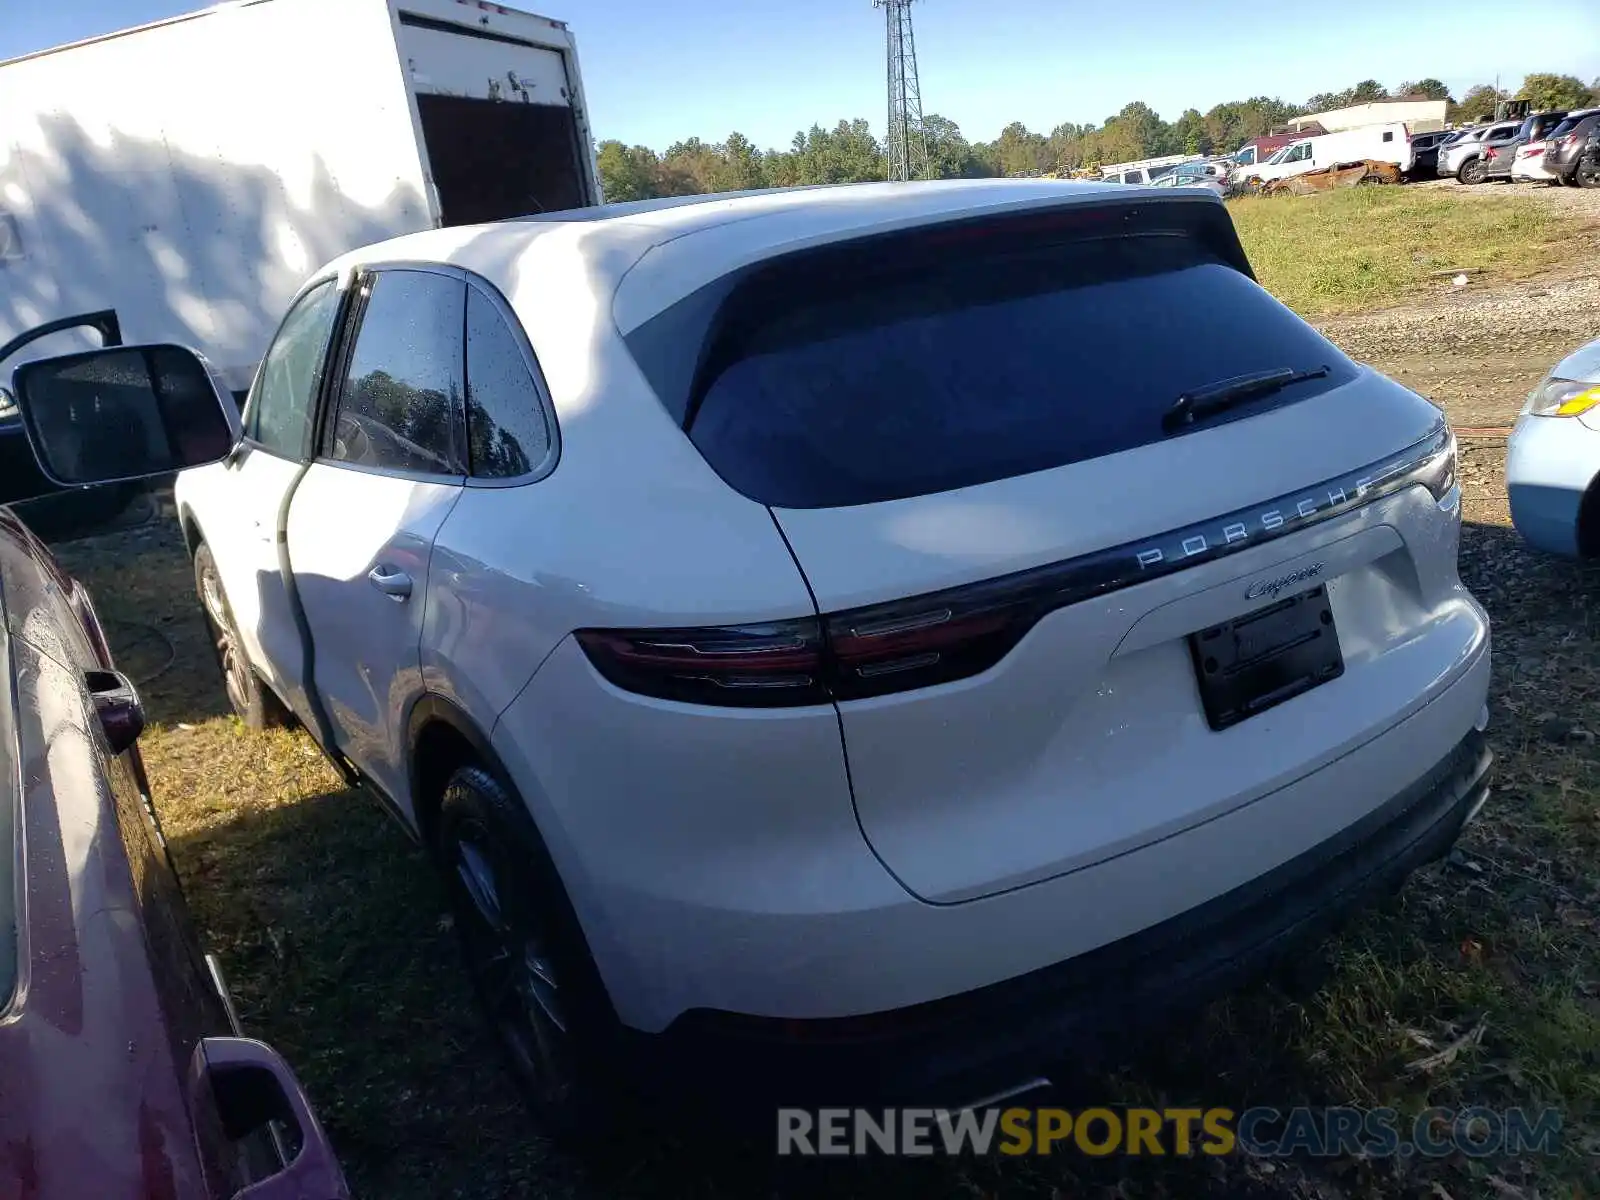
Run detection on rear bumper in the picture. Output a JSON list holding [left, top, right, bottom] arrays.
[[1511, 156, 1557, 182], [622, 728, 1493, 1110]]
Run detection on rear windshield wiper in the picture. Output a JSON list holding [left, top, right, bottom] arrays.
[[1163, 365, 1331, 433]]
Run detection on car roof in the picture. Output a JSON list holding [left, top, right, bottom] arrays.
[[319, 179, 1192, 335]]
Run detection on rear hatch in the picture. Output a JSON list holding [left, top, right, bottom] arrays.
[[641, 199, 1461, 903]]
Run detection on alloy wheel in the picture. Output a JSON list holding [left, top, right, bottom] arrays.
[[450, 822, 572, 1107], [199, 564, 251, 717]]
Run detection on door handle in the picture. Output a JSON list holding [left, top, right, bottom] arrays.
[[367, 564, 413, 600]]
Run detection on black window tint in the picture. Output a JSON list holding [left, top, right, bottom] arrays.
[[465, 287, 550, 479], [330, 270, 465, 476], [1382, 131, 1394, 142], [672, 225, 1355, 509], [248, 281, 339, 458]]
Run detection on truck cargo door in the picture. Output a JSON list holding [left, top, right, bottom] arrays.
[[397, 11, 591, 224]]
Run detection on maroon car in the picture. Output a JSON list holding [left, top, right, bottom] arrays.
[[0, 503, 348, 1199]]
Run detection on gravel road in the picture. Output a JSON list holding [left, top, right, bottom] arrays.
[[1314, 180, 1600, 428], [1407, 174, 1600, 218]]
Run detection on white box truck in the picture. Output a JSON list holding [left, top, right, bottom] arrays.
[[0, 0, 601, 396], [1241, 123, 1414, 188]]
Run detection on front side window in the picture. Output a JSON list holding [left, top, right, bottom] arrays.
[[247, 281, 340, 459], [464, 286, 552, 479], [329, 270, 465, 476]]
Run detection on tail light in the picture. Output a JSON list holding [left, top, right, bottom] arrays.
[[579, 424, 1455, 708], [574, 621, 827, 707]]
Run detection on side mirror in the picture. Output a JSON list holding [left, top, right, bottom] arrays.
[[10, 344, 240, 487]]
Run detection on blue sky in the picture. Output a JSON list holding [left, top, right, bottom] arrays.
[[4, 0, 1596, 150]]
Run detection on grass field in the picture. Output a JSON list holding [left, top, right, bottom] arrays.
[[1228, 187, 1564, 316], [40, 188, 1600, 1199]]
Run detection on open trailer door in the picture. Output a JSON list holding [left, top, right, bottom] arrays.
[[395, 0, 600, 224]]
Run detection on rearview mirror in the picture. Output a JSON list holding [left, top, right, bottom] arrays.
[[10, 344, 239, 487]]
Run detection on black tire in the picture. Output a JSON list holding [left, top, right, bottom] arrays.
[[1458, 158, 1487, 185], [193, 542, 291, 729], [435, 765, 619, 1137], [1577, 156, 1600, 189]]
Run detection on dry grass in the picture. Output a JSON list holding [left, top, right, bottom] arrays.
[[1229, 187, 1568, 317]]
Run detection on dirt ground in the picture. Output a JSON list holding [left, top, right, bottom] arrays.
[[32, 232, 1600, 1198]]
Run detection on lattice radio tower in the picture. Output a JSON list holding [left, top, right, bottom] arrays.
[[875, 0, 931, 182]]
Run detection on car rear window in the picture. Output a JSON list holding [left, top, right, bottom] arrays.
[[634, 204, 1356, 509]]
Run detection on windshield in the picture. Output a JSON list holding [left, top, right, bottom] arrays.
[[1264, 145, 1293, 164]]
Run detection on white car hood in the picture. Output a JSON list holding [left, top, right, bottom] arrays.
[[1553, 336, 1600, 385]]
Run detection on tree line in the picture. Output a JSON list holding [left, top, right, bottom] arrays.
[[596, 73, 1600, 201]]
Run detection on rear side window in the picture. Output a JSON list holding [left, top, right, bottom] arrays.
[[464, 287, 552, 479], [653, 210, 1355, 509], [330, 270, 466, 477]]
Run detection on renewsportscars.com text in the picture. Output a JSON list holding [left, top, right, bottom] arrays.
[[776, 1106, 1562, 1159]]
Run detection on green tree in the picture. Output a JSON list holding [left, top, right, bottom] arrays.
[[786, 119, 884, 184], [1170, 109, 1211, 155], [1516, 73, 1596, 111], [595, 140, 661, 202], [922, 114, 989, 178], [1454, 83, 1506, 121], [1044, 121, 1092, 172], [1348, 79, 1388, 103], [716, 132, 766, 191], [659, 137, 722, 195], [1395, 78, 1452, 101], [991, 121, 1050, 175]]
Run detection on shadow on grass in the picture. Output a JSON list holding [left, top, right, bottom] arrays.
[[41, 493, 235, 728], [158, 762, 1463, 1200]]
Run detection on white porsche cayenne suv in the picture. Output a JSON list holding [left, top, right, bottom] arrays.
[[134, 180, 1489, 1122]]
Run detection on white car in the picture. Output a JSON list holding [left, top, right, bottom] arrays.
[[1507, 337, 1600, 555], [5, 179, 1494, 1124], [1150, 162, 1230, 196]]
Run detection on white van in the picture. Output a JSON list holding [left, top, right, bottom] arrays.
[[1248, 124, 1414, 185]]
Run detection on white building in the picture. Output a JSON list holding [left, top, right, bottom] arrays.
[[1289, 98, 1449, 135]]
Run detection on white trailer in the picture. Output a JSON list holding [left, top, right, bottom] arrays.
[[0, 0, 601, 393]]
